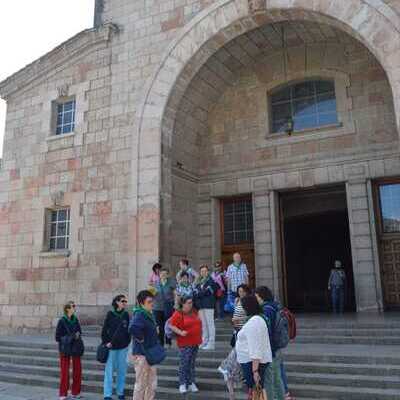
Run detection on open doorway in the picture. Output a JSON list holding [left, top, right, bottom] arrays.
[[280, 185, 356, 312]]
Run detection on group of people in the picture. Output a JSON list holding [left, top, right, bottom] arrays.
[[54, 252, 295, 400]]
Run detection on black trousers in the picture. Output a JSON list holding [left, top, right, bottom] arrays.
[[153, 309, 172, 346]]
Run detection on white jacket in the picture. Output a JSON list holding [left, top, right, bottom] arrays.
[[235, 315, 272, 364]]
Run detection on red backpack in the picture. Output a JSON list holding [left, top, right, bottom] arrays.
[[282, 308, 297, 340]]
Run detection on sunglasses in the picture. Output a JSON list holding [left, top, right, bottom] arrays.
[[71, 304, 76, 308], [120, 300, 128, 303]]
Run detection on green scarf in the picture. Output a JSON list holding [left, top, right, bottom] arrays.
[[62, 314, 77, 325], [112, 308, 127, 318], [133, 305, 156, 324], [233, 262, 242, 269], [198, 273, 210, 286]]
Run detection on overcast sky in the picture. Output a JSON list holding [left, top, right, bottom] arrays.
[[0, 0, 95, 156]]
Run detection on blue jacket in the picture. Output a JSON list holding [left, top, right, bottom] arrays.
[[261, 301, 279, 357], [194, 276, 217, 309], [129, 311, 159, 356]]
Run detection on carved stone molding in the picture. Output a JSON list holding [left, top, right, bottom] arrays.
[[57, 84, 70, 98], [51, 190, 65, 207], [248, 0, 267, 14]]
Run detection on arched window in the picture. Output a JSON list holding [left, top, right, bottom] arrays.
[[270, 79, 338, 133]]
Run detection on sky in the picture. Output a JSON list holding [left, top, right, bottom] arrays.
[[0, 0, 95, 156]]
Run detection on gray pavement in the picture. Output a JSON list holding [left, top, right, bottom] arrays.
[[0, 382, 99, 400]]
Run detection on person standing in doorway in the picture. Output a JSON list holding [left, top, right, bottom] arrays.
[[102, 294, 130, 400], [226, 253, 249, 300], [176, 258, 198, 284], [170, 296, 202, 394], [129, 290, 159, 400], [153, 268, 176, 347], [55, 302, 83, 400], [328, 260, 346, 314], [193, 264, 217, 350]]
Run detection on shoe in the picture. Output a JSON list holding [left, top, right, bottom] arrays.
[[179, 384, 188, 394], [199, 343, 207, 349], [218, 366, 228, 382], [189, 383, 199, 393], [118, 396, 126, 400], [104, 398, 112, 400], [59, 397, 67, 400], [71, 396, 83, 400], [203, 344, 215, 350]]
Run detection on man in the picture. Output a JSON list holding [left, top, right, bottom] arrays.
[[226, 253, 249, 298], [255, 286, 285, 400], [328, 260, 346, 314], [176, 258, 198, 284]]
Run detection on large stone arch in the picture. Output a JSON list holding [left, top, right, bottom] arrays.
[[129, 0, 400, 298]]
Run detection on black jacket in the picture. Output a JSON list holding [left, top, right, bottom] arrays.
[[101, 310, 130, 349], [194, 276, 218, 309], [55, 315, 82, 353]]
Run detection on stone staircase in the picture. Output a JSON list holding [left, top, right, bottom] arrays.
[[0, 315, 399, 399]]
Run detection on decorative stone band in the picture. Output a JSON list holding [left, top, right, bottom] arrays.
[[248, 0, 267, 14]]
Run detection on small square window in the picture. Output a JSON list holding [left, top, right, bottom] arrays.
[[54, 99, 76, 136], [47, 208, 71, 251]]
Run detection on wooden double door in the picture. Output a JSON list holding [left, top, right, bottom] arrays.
[[374, 180, 400, 309]]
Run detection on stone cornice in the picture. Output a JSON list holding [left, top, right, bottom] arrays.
[[0, 23, 118, 100]]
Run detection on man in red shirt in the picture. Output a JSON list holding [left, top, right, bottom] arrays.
[[170, 296, 202, 394]]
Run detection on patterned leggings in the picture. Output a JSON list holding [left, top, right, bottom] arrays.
[[178, 346, 199, 386]]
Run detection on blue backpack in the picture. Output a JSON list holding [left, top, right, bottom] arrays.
[[265, 303, 290, 350]]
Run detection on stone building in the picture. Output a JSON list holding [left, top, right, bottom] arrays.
[[1, 0, 400, 331]]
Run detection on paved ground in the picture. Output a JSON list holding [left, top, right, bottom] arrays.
[[0, 382, 99, 400]]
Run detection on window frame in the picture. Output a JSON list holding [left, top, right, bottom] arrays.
[[268, 78, 339, 135], [376, 181, 400, 235], [51, 96, 76, 137], [44, 207, 71, 252]]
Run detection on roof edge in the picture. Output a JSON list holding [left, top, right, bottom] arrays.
[[0, 23, 119, 100]]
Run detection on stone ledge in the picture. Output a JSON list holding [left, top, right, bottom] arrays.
[[39, 250, 70, 258], [45, 132, 76, 142]]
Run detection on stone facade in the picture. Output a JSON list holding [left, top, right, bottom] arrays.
[[1, 0, 400, 331]]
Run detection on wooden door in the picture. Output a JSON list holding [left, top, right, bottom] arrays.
[[220, 196, 255, 288], [374, 179, 400, 309]]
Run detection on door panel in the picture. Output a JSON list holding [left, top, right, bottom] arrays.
[[381, 238, 400, 308]]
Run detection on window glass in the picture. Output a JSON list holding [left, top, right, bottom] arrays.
[[379, 184, 400, 233], [222, 197, 254, 245], [56, 100, 76, 135], [49, 208, 71, 250], [270, 80, 338, 133]]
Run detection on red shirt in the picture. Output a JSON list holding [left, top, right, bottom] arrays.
[[170, 310, 202, 347]]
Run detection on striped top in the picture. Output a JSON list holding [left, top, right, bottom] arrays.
[[232, 298, 247, 331]]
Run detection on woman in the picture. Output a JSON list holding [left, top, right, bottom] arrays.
[[212, 261, 227, 320], [175, 271, 193, 306], [218, 284, 251, 400], [193, 264, 217, 350], [235, 295, 272, 397], [153, 268, 176, 346], [148, 263, 162, 287], [129, 290, 159, 400], [102, 294, 130, 400], [170, 296, 202, 394], [55, 301, 83, 400]]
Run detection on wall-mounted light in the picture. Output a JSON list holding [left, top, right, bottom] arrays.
[[285, 117, 294, 136]]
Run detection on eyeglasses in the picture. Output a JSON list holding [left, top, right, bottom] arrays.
[[120, 300, 128, 303]]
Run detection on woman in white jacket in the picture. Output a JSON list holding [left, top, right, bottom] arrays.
[[235, 294, 272, 395]]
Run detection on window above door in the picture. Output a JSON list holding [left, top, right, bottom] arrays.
[[378, 183, 400, 233]]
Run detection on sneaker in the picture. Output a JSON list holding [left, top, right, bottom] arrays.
[[59, 397, 68, 400], [179, 384, 188, 394], [189, 383, 199, 393], [104, 398, 113, 400], [118, 396, 126, 400], [199, 343, 207, 349], [203, 344, 215, 350], [218, 366, 228, 382], [71, 396, 83, 400]]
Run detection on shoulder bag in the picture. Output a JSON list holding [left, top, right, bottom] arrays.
[[97, 317, 125, 364]]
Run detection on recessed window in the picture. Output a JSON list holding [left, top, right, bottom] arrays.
[[379, 184, 400, 233], [55, 99, 76, 135], [270, 80, 338, 133], [222, 197, 254, 246], [47, 208, 71, 250]]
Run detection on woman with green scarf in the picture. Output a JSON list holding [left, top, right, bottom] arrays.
[[193, 264, 218, 350]]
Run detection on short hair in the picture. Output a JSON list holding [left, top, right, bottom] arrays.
[[112, 294, 126, 309], [180, 271, 189, 279], [255, 286, 274, 302], [152, 263, 162, 273], [236, 284, 251, 297], [180, 258, 189, 266], [178, 295, 193, 310], [199, 264, 209, 271], [136, 290, 154, 305], [63, 303, 73, 314], [241, 295, 261, 317]]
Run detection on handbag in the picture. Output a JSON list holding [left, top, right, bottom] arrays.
[[136, 339, 166, 366], [97, 318, 125, 364], [251, 384, 268, 400]]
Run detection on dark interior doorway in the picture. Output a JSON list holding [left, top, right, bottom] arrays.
[[281, 186, 356, 312]]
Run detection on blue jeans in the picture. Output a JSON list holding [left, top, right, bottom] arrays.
[[280, 362, 289, 393], [240, 362, 267, 389], [216, 293, 227, 319], [103, 347, 129, 397], [331, 286, 345, 313]]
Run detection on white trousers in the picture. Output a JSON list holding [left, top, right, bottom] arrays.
[[199, 308, 215, 348]]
